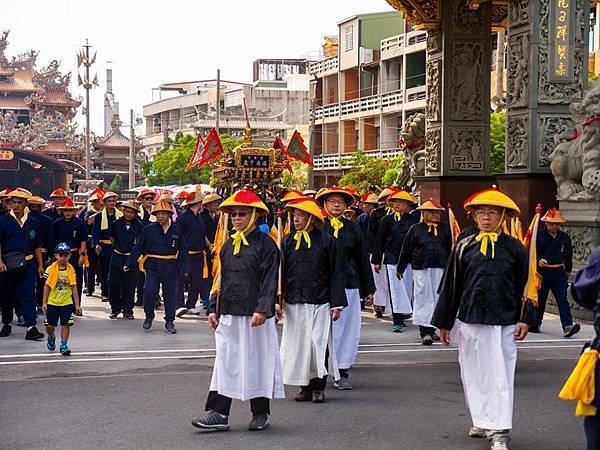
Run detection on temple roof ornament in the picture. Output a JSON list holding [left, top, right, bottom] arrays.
[[386, 0, 508, 30]]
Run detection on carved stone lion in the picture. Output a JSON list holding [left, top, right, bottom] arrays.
[[549, 79, 600, 201], [396, 112, 426, 190]]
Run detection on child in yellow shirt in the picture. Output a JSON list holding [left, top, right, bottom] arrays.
[[42, 243, 81, 356]]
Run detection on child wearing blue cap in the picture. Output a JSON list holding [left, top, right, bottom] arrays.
[[42, 243, 81, 355]]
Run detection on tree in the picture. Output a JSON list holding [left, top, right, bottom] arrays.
[[281, 160, 309, 190], [381, 154, 405, 187], [142, 133, 242, 185], [109, 174, 123, 191], [337, 150, 395, 192], [490, 111, 506, 174]]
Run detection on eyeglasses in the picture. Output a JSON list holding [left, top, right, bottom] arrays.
[[325, 199, 346, 206], [142, 196, 154, 201], [475, 209, 500, 217], [229, 211, 249, 218]]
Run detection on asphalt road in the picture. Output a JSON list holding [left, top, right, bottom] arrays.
[[0, 295, 593, 450]]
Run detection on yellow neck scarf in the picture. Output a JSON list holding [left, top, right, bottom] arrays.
[[475, 210, 505, 258], [10, 208, 28, 228], [327, 214, 344, 239], [386, 206, 394, 215], [426, 222, 438, 236], [231, 209, 256, 255], [294, 216, 313, 250], [46, 261, 76, 289], [101, 207, 123, 231]]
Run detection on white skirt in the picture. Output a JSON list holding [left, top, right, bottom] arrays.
[[333, 288, 362, 369], [412, 268, 444, 327], [453, 320, 516, 430], [372, 262, 391, 313], [386, 264, 413, 314], [280, 303, 339, 386], [209, 315, 285, 401]]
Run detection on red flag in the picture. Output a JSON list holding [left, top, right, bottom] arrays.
[[286, 130, 313, 166], [273, 136, 293, 173], [185, 134, 205, 171], [198, 128, 224, 168]]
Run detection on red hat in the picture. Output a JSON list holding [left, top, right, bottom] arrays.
[[0, 188, 13, 198], [50, 188, 68, 198], [361, 192, 379, 204], [219, 189, 269, 215], [57, 198, 78, 210], [416, 198, 445, 211], [136, 188, 155, 200], [176, 191, 189, 200]]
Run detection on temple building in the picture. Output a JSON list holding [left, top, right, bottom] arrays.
[[0, 30, 83, 194]]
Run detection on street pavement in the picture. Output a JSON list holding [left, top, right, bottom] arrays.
[[0, 293, 594, 450]]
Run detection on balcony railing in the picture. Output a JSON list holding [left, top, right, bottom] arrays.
[[312, 89, 403, 120], [406, 31, 427, 46], [406, 85, 427, 102], [308, 57, 339, 76], [313, 148, 402, 170], [381, 34, 404, 53]]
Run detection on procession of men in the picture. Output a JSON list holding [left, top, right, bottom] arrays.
[[0, 183, 590, 450]]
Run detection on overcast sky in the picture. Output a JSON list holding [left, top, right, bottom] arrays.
[[3, 0, 394, 136]]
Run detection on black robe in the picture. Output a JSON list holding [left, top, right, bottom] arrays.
[[282, 227, 347, 308], [208, 227, 280, 317], [397, 222, 452, 272], [371, 212, 418, 265], [432, 233, 535, 330], [323, 216, 375, 299]]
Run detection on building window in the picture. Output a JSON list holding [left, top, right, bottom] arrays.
[[345, 26, 353, 51]]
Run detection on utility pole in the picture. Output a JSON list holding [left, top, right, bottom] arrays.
[[77, 40, 97, 181], [495, 30, 505, 110], [307, 74, 317, 189], [215, 69, 220, 134], [129, 109, 135, 190]]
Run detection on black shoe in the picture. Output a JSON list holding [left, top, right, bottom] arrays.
[[374, 308, 383, 319], [101, 296, 109, 302], [108, 312, 119, 320], [294, 388, 312, 402], [154, 301, 162, 309], [0, 324, 11, 337], [165, 321, 177, 334], [25, 327, 44, 341], [191, 411, 230, 431], [422, 335, 434, 346], [134, 299, 143, 306], [123, 312, 134, 320], [248, 413, 269, 431], [312, 390, 325, 403], [86, 291, 95, 297], [143, 318, 153, 330], [16, 316, 26, 327], [563, 324, 581, 338]]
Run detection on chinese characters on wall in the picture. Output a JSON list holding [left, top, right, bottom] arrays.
[[551, 0, 574, 81]]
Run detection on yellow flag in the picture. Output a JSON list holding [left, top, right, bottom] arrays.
[[522, 208, 542, 308], [210, 212, 229, 297], [448, 205, 461, 247]]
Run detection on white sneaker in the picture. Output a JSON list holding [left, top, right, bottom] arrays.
[[469, 426, 487, 438], [490, 440, 509, 450], [188, 307, 201, 315], [175, 307, 188, 317]]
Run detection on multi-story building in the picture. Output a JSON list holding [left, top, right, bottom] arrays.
[[142, 59, 310, 159], [309, 11, 427, 187]]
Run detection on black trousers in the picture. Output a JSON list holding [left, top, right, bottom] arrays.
[[85, 247, 99, 295], [419, 326, 436, 338], [302, 347, 329, 390], [584, 414, 600, 450], [69, 253, 84, 301], [108, 264, 137, 314], [205, 391, 269, 416], [98, 246, 111, 297]]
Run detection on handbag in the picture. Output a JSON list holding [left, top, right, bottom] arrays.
[[2, 251, 26, 271]]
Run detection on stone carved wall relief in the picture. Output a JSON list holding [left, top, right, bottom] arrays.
[[506, 116, 529, 168], [449, 128, 484, 171], [507, 33, 529, 108], [452, 0, 484, 34], [427, 29, 442, 54], [538, 116, 576, 168], [426, 59, 442, 122], [508, 0, 531, 27], [562, 225, 596, 267], [425, 127, 441, 174], [538, 0, 585, 104], [450, 42, 483, 121]]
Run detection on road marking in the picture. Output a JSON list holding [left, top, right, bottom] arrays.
[[0, 338, 586, 360], [0, 344, 583, 366]]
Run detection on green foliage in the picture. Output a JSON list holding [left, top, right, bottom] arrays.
[[142, 133, 241, 186], [381, 154, 405, 187], [337, 150, 395, 192], [490, 111, 506, 174], [109, 174, 123, 191], [589, 69, 597, 83], [282, 160, 309, 190]]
